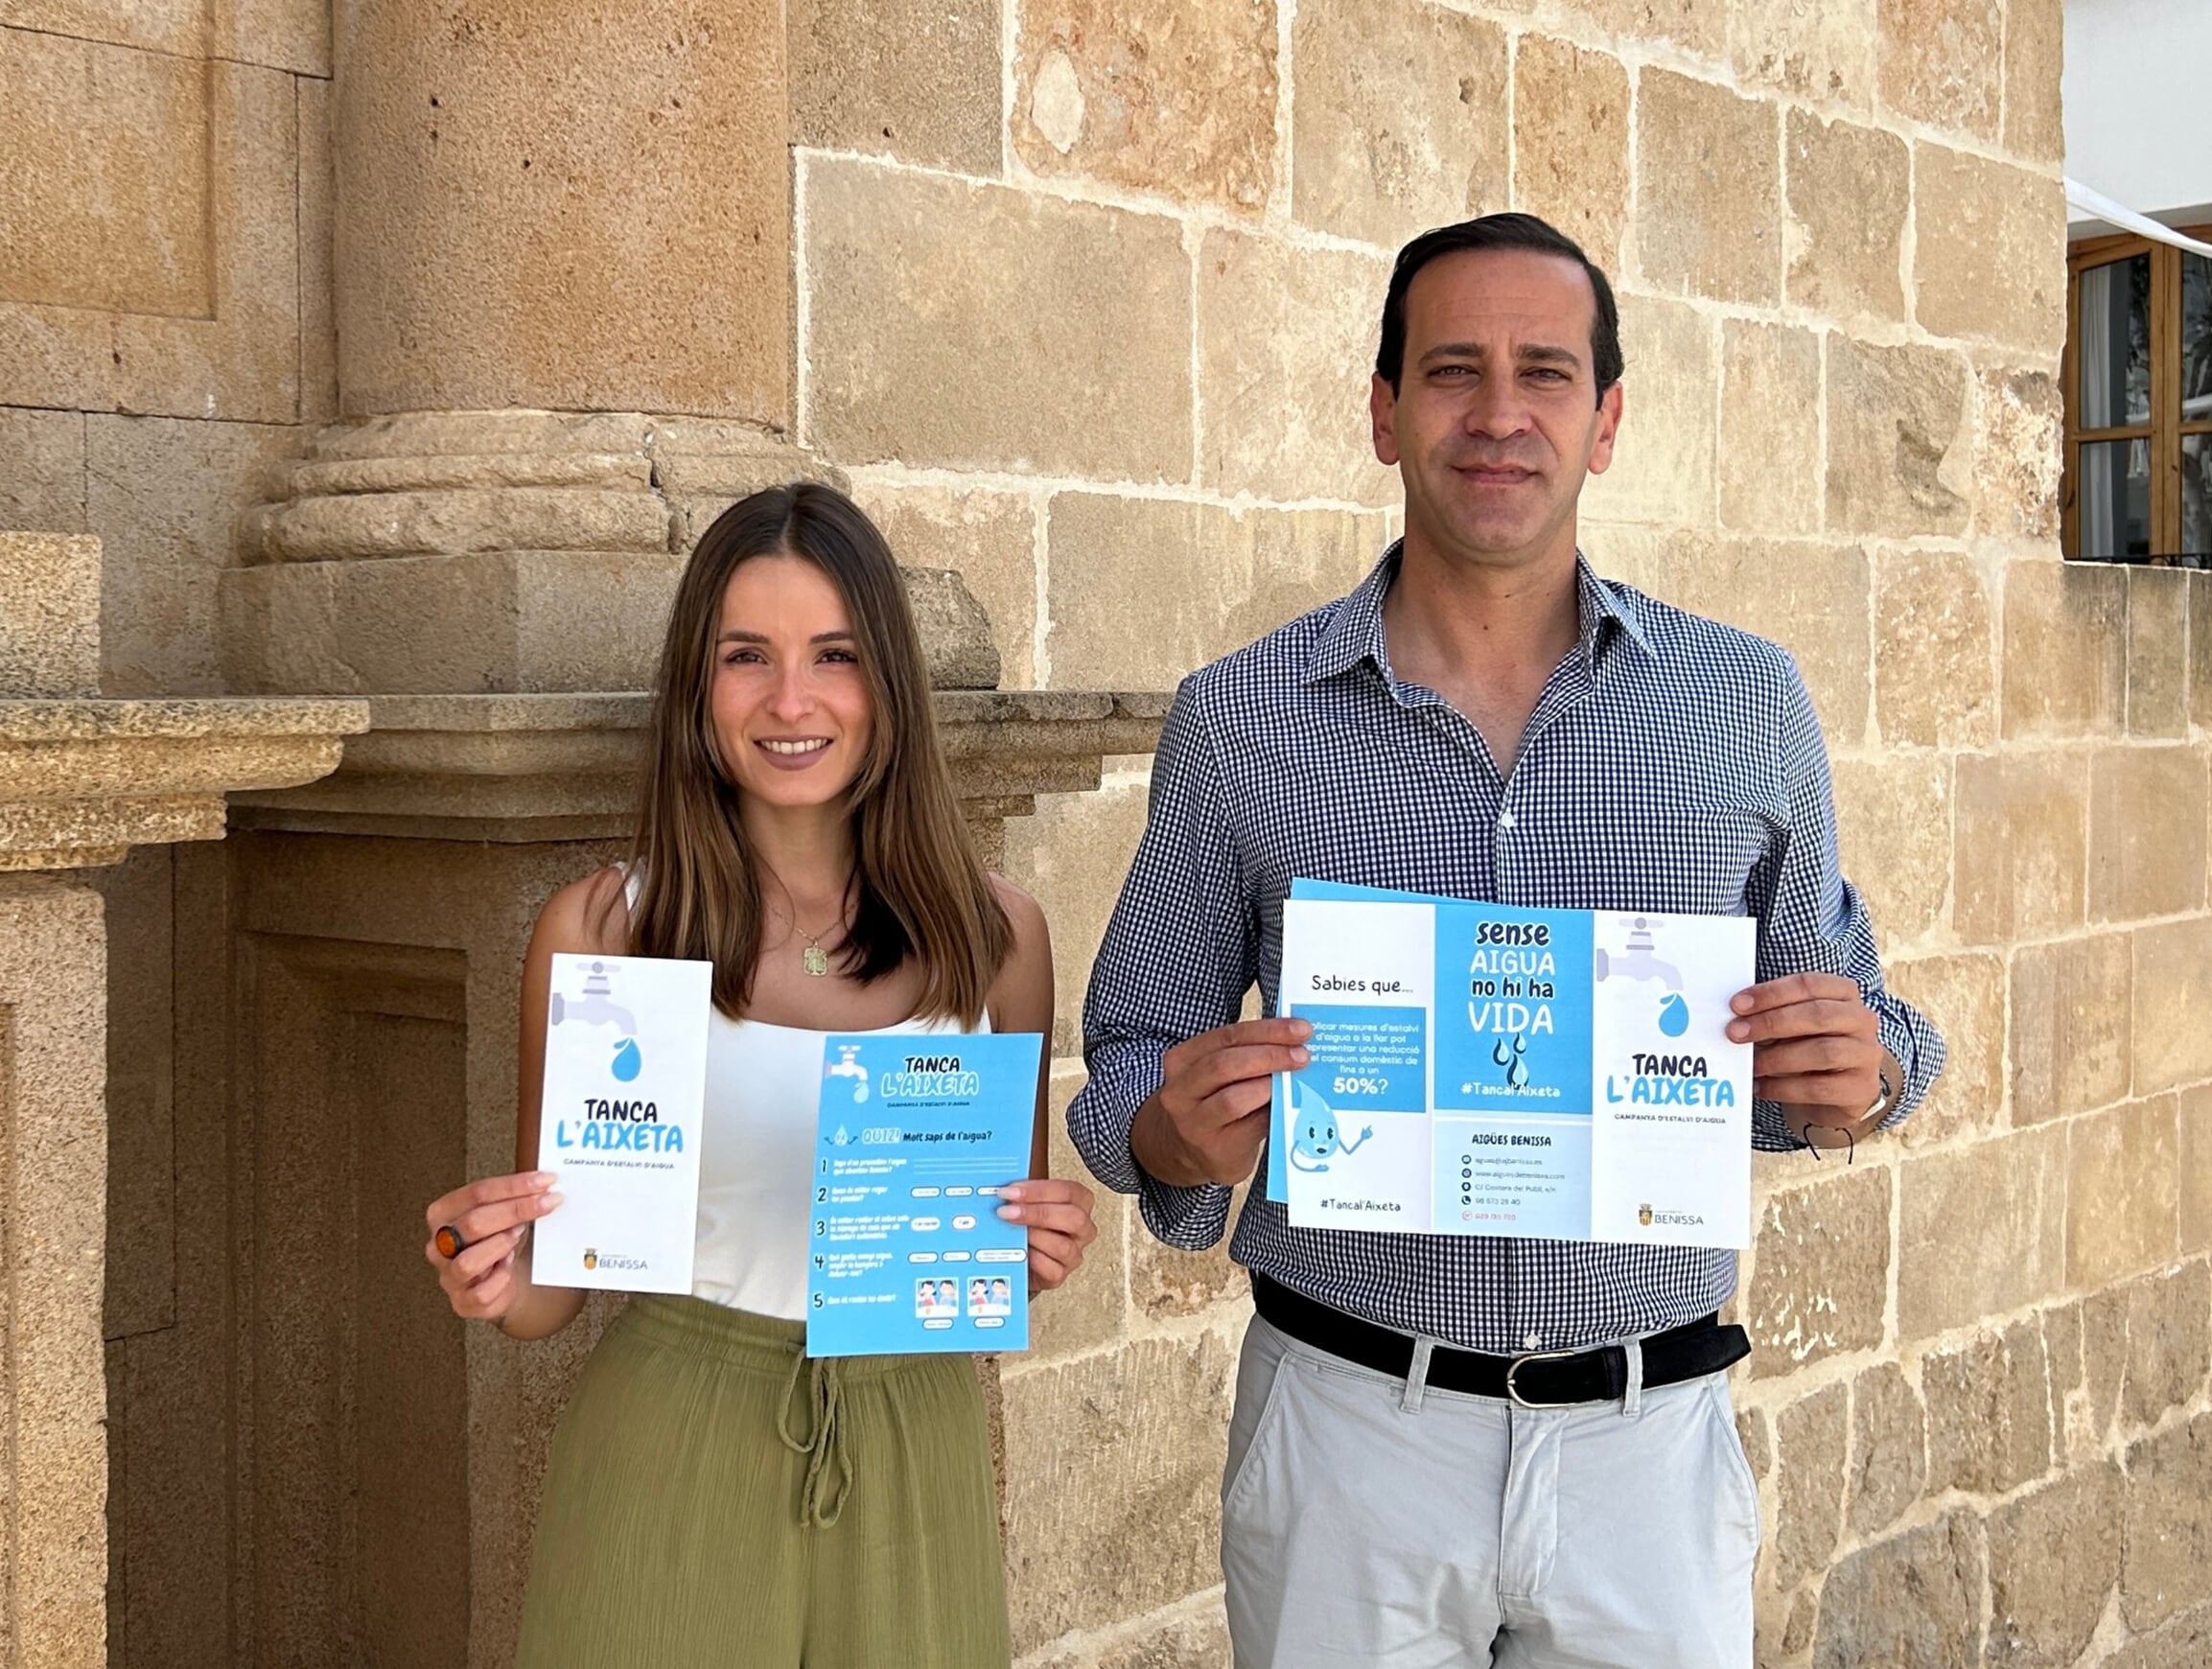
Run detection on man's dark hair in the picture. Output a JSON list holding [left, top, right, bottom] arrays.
[[1375, 213, 1622, 404]]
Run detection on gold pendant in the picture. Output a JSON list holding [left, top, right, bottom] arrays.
[[803, 944, 830, 977]]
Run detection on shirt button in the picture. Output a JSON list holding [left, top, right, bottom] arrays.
[[1524, 1333, 1543, 1351], [1499, 810, 1518, 831]]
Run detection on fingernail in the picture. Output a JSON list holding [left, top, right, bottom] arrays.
[[1292, 1020, 1314, 1038], [540, 1192, 564, 1210], [531, 1171, 556, 1187], [1726, 1022, 1749, 1042], [997, 1182, 1027, 1201], [996, 1205, 1024, 1222], [1291, 1048, 1311, 1067], [1731, 994, 1753, 1012]]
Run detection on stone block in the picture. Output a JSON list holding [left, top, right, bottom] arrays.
[[2083, 1286, 2131, 1444], [0, 29, 209, 318], [1986, 1463, 2124, 1669], [1825, 336, 1970, 537], [84, 415, 301, 696], [2008, 933, 2132, 1126], [1785, 110, 1909, 324], [2090, 747, 2208, 921], [1580, 295, 1714, 527], [1923, 1321, 2051, 1495], [1001, 1333, 1236, 1652], [297, 73, 336, 423], [1718, 321, 1821, 536], [2122, 1412, 2212, 1634], [901, 567, 1003, 690], [1004, 762, 1153, 1059], [2003, 0, 2064, 161], [1886, 953, 2002, 1148], [1913, 145, 2066, 352], [1043, 494, 1383, 691], [2128, 567, 2192, 738], [1131, 1181, 1249, 1322], [1813, 1511, 1984, 1668], [1830, 753, 1949, 947], [0, 532, 101, 698], [215, 0, 329, 74], [1290, 0, 1507, 246], [1552, 0, 1724, 58], [2134, 918, 2212, 1095], [1876, 0, 2002, 141], [0, 874, 109, 1669], [2105, 1604, 2212, 1669], [2195, 576, 2212, 732], [1849, 1360, 1925, 1538], [1196, 229, 1397, 505], [851, 481, 1039, 688], [1013, 0, 1279, 210], [2182, 1088, 2212, 1256], [1, 0, 203, 54], [0, 406, 88, 534], [1873, 548, 1994, 748], [1898, 1126, 2066, 1339], [1971, 368, 2062, 542], [1773, 1382, 1848, 1587], [1950, 751, 2084, 945], [1737, 1402, 1772, 1482], [1634, 70, 1780, 306], [791, 0, 1003, 173], [2123, 1263, 2212, 1429], [1729, 0, 1877, 107], [336, 0, 787, 423], [2069, 1097, 2182, 1317], [806, 160, 1192, 482], [1511, 35, 1628, 269], [1030, 1067, 1131, 1364], [1743, 1166, 1889, 1377]]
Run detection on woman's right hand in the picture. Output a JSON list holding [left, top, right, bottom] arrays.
[[424, 1171, 562, 1321]]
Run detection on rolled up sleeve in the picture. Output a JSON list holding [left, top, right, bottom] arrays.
[[1067, 680, 1256, 1249], [1745, 660, 1946, 1152]]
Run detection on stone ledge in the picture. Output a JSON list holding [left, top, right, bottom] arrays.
[[0, 698, 370, 870], [229, 690, 1171, 843]]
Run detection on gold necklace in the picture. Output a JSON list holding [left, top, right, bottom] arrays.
[[763, 868, 850, 978]]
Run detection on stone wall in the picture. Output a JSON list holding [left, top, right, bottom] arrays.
[[784, 2, 2212, 1664], [5, 0, 2211, 1664]]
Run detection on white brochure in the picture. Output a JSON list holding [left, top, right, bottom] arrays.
[[1270, 881, 1758, 1249], [532, 952, 713, 1293]]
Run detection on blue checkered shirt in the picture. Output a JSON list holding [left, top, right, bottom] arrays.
[[1068, 547, 1944, 1355]]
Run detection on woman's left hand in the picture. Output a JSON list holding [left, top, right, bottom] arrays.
[[996, 1177, 1099, 1293]]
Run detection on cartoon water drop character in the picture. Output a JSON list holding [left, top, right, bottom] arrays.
[[1287, 1080, 1372, 1172], [1657, 991, 1691, 1037], [611, 1036, 643, 1081]]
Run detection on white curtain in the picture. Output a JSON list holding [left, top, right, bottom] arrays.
[[2079, 263, 2117, 557]]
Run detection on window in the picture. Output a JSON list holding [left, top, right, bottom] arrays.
[[2062, 228, 2212, 565]]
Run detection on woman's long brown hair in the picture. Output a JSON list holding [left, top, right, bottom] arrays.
[[626, 483, 1013, 1025]]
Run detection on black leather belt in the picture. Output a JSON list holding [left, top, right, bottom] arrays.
[[1252, 1272, 1750, 1406]]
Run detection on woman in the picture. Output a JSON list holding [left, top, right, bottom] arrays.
[[422, 483, 1097, 1667]]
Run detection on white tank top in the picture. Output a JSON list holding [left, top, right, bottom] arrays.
[[623, 869, 988, 1320]]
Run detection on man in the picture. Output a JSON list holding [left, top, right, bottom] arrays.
[[1067, 214, 1943, 1668]]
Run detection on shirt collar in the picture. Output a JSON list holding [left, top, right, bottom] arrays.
[[1303, 543, 1654, 688]]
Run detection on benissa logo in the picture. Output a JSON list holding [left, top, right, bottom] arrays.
[[583, 1248, 645, 1271], [1638, 1203, 1653, 1226], [583, 1248, 597, 1270], [1638, 1204, 1707, 1228]]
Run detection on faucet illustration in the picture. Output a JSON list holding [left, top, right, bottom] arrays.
[[1594, 917, 1683, 992], [825, 1043, 870, 1103], [549, 961, 637, 1034]]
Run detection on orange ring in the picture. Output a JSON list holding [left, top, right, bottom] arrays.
[[434, 1223, 467, 1259]]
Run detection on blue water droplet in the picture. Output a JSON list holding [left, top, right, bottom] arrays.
[[1507, 1055, 1530, 1089], [1492, 1038, 1513, 1067], [1658, 993, 1690, 1037], [611, 1037, 643, 1081]]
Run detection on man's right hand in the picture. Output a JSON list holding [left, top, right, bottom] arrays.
[[1129, 1017, 1314, 1188]]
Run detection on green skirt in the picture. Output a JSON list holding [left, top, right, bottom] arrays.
[[516, 1294, 1012, 1668]]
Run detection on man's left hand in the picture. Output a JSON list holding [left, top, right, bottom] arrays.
[[1727, 972, 1889, 1143]]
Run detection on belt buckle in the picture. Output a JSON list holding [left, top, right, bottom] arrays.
[[1503, 1347, 1577, 1408]]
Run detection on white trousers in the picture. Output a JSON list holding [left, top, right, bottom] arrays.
[[1221, 1315, 1758, 1669]]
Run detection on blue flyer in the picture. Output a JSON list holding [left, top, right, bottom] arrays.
[[806, 1032, 1042, 1356], [1269, 878, 1756, 1248]]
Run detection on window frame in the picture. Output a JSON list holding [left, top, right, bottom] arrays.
[[2061, 224, 2212, 563]]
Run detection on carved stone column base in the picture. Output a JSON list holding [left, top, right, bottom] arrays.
[[220, 411, 1001, 695]]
